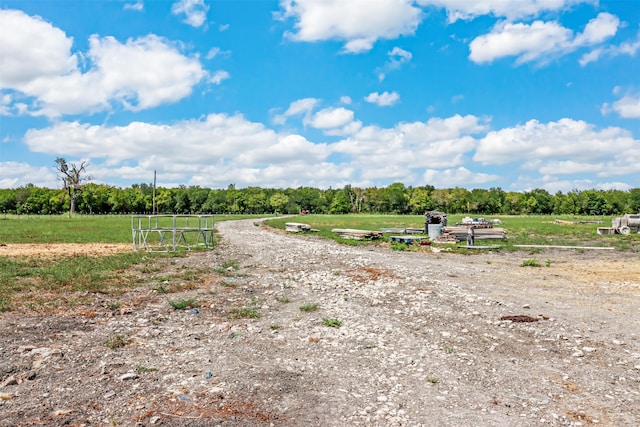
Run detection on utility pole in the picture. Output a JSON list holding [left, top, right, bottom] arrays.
[[152, 170, 157, 214]]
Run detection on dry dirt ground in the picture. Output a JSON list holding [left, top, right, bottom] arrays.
[[1, 219, 639, 427]]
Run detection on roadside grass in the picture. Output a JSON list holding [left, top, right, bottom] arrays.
[[0, 214, 261, 311], [265, 214, 640, 251], [1, 213, 637, 311], [168, 297, 199, 310], [299, 302, 319, 312], [0, 214, 268, 244], [0, 251, 164, 311]]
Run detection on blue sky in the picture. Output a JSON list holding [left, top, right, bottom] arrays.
[[0, 0, 638, 192]]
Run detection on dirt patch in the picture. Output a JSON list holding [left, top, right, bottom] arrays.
[[1, 220, 639, 426], [0, 243, 132, 258]]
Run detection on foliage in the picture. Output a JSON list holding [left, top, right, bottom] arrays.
[[299, 302, 319, 312], [1, 181, 638, 216], [520, 259, 542, 267], [168, 297, 199, 310], [322, 318, 343, 328]]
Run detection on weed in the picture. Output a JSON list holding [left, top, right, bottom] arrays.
[[134, 364, 158, 374], [545, 258, 552, 267], [299, 302, 319, 312], [168, 297, 199, 310], [390, 242, 409, 251], [269, 324, 282, 330], [220, 279, 239, 288], [104, 334, 130, 350], [275, 295, 290, 303], [152, 283, 170, 294], [426, 377, 439, 384], [520, 259, 541, 267], [322, 318, 342, 328], [444, 346, 455, 354], [230, 307, 260, 319], [0, 295, 11, 312], [106, 302, 121, 312], [214, 260, 239, 274]]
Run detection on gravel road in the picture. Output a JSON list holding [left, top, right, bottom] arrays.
[[1, 218, 639, 426]]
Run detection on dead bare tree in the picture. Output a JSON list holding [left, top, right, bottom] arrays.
[[54, 157, 91, 215]]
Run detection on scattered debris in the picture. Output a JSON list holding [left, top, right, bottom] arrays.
[[331, 228, 382, 240], [500, 315, 541, 323], [285, 222, 312, 233]]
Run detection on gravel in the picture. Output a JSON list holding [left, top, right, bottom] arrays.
[[1, 218, 639, 426]]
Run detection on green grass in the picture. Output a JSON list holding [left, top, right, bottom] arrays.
[[520, 259, 542, 267], [0, 214, 265, 244], [0, 251, 157, 303], [322, 318, 342, 328], [168, 297, 199, 310], [265, 214, 640, 251], [230, 306, 260, 319], [299, 302, 319, 312]]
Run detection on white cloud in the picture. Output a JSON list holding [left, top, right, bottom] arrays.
[[308, 107, 362, 135], [277, 0, 423, 53], [0, 11, 207, 117], [474, 118, 640, 178], [0, 10, 77, 87], [209, 70, 230, 85], [378, 46, 413, 81], [580, 33, 640, 66], [339, 96, 352, 105], [469, 13, 619, 65], [273, 97, 320, 125], [22, 113, 333, 188], [422, 167, 500, 187], [206, 47, 231, 60], [123, 1, 144, 11], [309, 107, 354, 129], [0, 162, 58, 188], [364, 91, 400, 107], [602, 92, 640, 119], [171, 0, 209, 27], [331, 114, 487, 171], [416, 0, 594, 23]]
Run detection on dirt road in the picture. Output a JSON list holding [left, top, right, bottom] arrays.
[[1, 219, 639, 426]]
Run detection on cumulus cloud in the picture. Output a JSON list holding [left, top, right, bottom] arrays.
[[469, 13, 619, 65], [474, 118, 640, 178], [422, 167, 500, 188], [0, 10, 77, 87], [0, 10, 207, 117], [0, 162, 58, 188], [331, 114, 488, 172], [22, 113, 332, 188], [602, 91, 640, 119], [277, 0, 422, 53], [364, 91, 400, 107], [273, 97, 320, 125], [307, 107, 362, 136], [416, 0, 593, 23], [171, 0, 209, 27]]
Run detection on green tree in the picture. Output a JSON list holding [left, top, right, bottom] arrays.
[[269, 192, 289, 213]]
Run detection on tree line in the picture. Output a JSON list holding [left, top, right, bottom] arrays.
[[1, 182, 639, 216]]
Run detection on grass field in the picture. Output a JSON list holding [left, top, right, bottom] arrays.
[[1, 213, 638, 312], [264, 214, 640, 251]]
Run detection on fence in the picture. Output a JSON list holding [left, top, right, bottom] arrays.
[[131, 215, 215, 252]]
